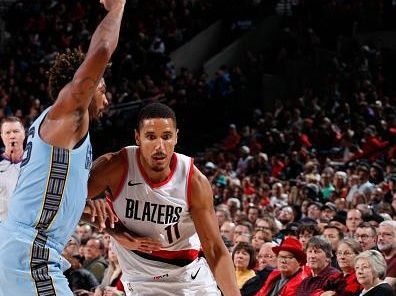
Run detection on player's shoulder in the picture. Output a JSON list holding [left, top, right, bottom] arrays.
[[190, 166, 211, 191]]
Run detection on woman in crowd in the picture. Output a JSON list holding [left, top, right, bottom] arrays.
[[319, 238, 363, 296], [232, 242, 257, 289], [251, 228, 266, 254], [354, 250, 395, 295]]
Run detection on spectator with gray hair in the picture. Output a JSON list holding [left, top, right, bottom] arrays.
[[318, 238, 363, 296], [377, 220, 396, 290], [354, 250, 395, 295], [296, 237, 341, 296]]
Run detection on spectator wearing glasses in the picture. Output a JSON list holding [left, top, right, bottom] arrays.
[[83, 237, 108, 283], [377, 221, 396, 290], [354, 222, 378, 251], [355, 250, 395, 296], [317, 238, 363, 296], [256, 237, 308, 296], [240, 242, 277, 296]]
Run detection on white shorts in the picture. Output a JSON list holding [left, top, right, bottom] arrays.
[[120, 255, 221, 296]]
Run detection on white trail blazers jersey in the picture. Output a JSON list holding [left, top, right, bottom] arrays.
[[110, 146, 202, 272]]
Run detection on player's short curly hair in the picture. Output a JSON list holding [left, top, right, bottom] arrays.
[[48, 48, 85, 101]]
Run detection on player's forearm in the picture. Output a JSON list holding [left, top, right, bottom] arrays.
[[88, 3, 125, 60], [206, 247, 241, 296]]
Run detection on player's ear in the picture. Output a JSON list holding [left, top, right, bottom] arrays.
[[175, 129, 179, 145], [134, 129, 140, 145]]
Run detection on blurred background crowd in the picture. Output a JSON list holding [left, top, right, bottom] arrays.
[[1, 0, 396, 295]]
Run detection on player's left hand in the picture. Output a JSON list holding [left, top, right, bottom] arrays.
[[85, 198, 118, 231], [112, 231, 163, 253]]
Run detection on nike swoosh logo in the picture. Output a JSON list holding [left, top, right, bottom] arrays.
[[128, 181, 143, 187], [191, 267, 201, 280]]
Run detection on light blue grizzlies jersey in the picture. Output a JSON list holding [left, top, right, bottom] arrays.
[[0, 107, 92, 296], [7, 107, 92, 247]]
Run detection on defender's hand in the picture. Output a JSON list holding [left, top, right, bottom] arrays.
[[85, 198, 118, 231]]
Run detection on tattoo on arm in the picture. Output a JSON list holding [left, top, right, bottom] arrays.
[[71, 76, 99, 104]]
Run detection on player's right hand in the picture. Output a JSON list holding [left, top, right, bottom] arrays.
[[112, 231, 163, 253], [100, 0, 126, 11], [85, 198, 118, 232]]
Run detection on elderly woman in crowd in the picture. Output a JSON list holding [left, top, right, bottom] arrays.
[[354, 250, 395, 295], [232, 242, 257, 289], [319, 238, 363, 296]]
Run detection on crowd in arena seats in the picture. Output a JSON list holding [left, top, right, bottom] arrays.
[[1, 0, 396, 295]]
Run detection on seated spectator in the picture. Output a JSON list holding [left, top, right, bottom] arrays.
[[83, 237, 108, 283], [296, 223, 322, 249], [221, 221, 236, 243], [296, 237, 341, 296], [232, 242, 257, 289], [346, 209, 363, 238], [255, 217, 279, 242], [94, 243, 124, 296], [318, 238, 363, 296], [251, 228, 266, 253], [233, 221, 253, 246], [354, 222, 378, 251], [63, 240, 99, 294], [277, 205, 296, 228], [323, 225, 344, 269], [320, 202, 337, 223], [377, 221, 396, 289], [256, 237, 308, 296], [240, 242, 277, 296], [221, 123, 241, 151], [354, 250, 395, 295]]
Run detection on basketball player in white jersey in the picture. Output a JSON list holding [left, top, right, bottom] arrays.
[[0, 117, 25, 222], [87, 102, 240, 296]]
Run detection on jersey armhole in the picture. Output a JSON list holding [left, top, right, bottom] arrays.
[[186, 158, 194, 209], [110, 148, 128, 201]]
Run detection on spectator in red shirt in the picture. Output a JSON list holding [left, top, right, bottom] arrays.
[[296, 237, 341, 296], [256, 237, 308, 296]]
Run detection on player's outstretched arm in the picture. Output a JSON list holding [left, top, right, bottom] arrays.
[[51, 0, 125, 117], [190, 166, 241, 296], [41, 0, 126, 148]]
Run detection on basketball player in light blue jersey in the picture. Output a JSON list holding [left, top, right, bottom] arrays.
[[0, 0, 126, 295]]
